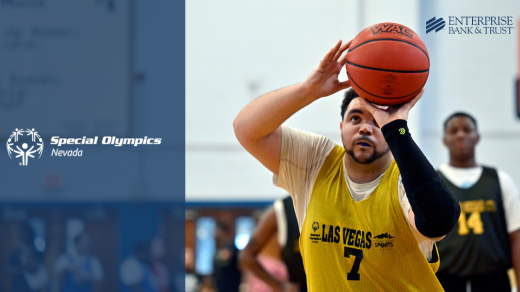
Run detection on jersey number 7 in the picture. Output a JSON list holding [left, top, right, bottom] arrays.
[[344, 246, 363, 280]]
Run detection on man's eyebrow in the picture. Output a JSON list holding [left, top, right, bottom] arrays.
[[346, 109, 363, 117]]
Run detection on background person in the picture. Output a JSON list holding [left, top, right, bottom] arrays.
[[240, 196, 306, 292], [7, 224, 49, 292], [436, 112, 520, 292], [53, 233, 104, 292], [120, 242, 157, 292], [212, 222, 241, 292]]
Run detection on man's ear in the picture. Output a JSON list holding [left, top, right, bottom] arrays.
[[443, 135, 448, 147], [340, 121, 343, 130]]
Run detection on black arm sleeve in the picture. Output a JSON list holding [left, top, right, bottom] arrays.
[[381, 119, 460, 238]]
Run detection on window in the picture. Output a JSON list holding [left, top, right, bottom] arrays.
[[195, 217, 216, 275], [234, 216, 255, 250]]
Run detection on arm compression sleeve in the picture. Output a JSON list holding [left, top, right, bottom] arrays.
[[382, 119, 460, 238]]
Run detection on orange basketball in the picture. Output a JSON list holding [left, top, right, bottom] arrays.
[[345, 22, 429, 105]]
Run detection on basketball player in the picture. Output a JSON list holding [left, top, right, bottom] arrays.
[[233, 39, 461, 291], [240, 196, 307, 292], [213, 221, 241, 292], [436, 112, 520, 292]]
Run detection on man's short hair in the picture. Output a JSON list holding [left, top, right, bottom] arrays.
[[341, 87, 360, 119], [443, 112, 478, 132]]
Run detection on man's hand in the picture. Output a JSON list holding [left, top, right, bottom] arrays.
[[234, 39, 355, 174], [359, 87, 425, 128], [301, 39, 352, 99]]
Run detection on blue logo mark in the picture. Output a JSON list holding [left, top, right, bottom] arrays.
[[426, 17, 445, 33]]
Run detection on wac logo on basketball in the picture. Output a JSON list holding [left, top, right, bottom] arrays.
[[370, 24, 414, 38]]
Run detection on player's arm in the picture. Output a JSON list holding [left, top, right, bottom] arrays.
[[233, 40, 352, 174], [509, 229, 520, 286], [360, 92, 460, 239], [239, 206, 298, 292]]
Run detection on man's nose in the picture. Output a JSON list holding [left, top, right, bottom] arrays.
[[359, 122, 373, 134], [455, 130, 466, 138]]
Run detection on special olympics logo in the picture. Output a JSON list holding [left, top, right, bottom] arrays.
[[7, 128, 44, 166], [312, 222, 319, 232]]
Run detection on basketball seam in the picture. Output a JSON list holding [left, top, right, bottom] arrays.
[[346, 61, 429, 73], [347, 71, 426, 100], [348, 38, 430, 63]]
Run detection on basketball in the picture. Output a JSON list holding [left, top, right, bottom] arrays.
[[345, 22, 429, 106]]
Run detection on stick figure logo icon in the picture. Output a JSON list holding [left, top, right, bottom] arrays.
[[7, 128, 44, 166]]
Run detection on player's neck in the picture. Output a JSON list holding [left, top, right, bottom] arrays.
[[344, 153, 393, 184], [449, 156, 477, 168]]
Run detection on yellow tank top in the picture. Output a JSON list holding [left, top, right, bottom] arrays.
[[300, 145, 443, 292]]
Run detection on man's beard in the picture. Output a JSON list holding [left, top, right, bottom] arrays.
[[343, 135, 390, 165]]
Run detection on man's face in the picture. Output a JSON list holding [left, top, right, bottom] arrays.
[[443, 116, 479, 160], [340, 98, 390, 164]]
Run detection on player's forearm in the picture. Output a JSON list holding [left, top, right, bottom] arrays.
[[239, 251, 284, 290], [233, 83, 318, 143], [382, 120, 460, 238], [509, 230, 520, 285]]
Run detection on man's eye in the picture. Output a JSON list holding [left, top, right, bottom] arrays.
[[351, 116, 359, 122]]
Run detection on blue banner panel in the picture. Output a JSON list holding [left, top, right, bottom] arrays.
[[0, 0, 185, 291]]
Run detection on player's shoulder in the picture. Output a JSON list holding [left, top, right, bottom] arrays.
[[281, 124, 335, 145], [437, 164, 450, 174], [495, 168, 518, 188], [477, 166, 518, 194], [481, 165, 514, 183]]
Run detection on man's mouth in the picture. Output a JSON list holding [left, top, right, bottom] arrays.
[[456, 141, 466, 148], [357, 142, 371, 147]]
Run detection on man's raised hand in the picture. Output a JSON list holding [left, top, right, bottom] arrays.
[[301, 39, 352, 99], [359, 87, 425, 128]]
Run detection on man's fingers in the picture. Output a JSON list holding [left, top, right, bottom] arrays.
[[333, 39, 353, 61], [333, 43, 348, 61], [319, 39, 353, 69], [338, 53, 348, 64], [407, 87, 425, 110], [357, 96, 378, 115], [338, 80, 351, 90], [319, 48, 335, 68], [327, 40, 343, 64], [319, 40, 343, 68]]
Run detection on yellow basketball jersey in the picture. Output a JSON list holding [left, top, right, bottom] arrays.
[[300, 145, 443, 292]]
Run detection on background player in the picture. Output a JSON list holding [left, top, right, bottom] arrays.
[[436, 112, 520, 292], [240, 196, 307, 292], [233, 39, 460, 291], [212, 222, 241, 292]]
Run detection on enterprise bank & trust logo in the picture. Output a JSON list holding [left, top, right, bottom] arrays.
[[426, 17, 446, 34], [426, 16, 515, 34], [7, 128, 44, 166]]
